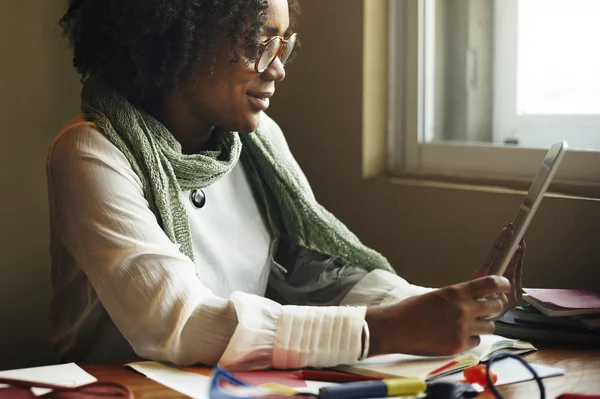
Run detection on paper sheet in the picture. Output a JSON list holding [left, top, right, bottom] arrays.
[[127, 361, 213, 399], [435, 356, 565, 386], [0, 362, 97, 396], [128, 361, 336, 398]]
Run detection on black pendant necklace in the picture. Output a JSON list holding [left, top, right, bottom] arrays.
[[190, 189, 206, 209]]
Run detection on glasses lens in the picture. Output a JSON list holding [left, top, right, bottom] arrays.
[[257, 38, 282, 72], [281, 34, 298, 65]]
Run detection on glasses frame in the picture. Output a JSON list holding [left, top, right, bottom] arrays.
[[209, 368, 313, 399], [254, 32, 298, 73]]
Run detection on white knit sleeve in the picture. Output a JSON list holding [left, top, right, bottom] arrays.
[[48, 123, 364, 369], [340, 270, 437, 307]]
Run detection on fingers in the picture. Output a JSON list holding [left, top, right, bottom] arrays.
[[515, 241, 525, 296], [504, 238, 525, 277], [463, 276, 511, 298], [462, 320, 497, 353], [472, 224, 514, 280], [472, 295, 506, 318], [493, 224, 514, 250], [470, 319, 496, 336], [462, 336, 482, 352], [481, 224, 514, 266], [498, 293, 509, 312], [507, 240, 525, 308]]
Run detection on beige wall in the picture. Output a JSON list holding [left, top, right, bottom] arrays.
[[0, 0, 81, 369], [268, 1, 600, 288], [0, 0, 599, 371]]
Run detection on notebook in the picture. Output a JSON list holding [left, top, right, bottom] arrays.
[[495, 308, 600, 345], [335, 334, 535, 380], [514, 305, 600, 330], [523, 289, 600, 317]]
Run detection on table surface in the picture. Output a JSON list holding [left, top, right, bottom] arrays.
[[82, 343, 600, 399]]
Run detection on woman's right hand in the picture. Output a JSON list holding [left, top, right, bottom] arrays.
[[365, 276, 510, 357]]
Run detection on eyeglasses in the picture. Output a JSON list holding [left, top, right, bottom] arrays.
[[209, 368, 314, 399], [254, 33, 299, 73]]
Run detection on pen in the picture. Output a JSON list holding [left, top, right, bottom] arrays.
[[318, 378, 426, 399], [427, 360, 459, 377], [557, 395, 600, 399], [294, 370, 380, 383]]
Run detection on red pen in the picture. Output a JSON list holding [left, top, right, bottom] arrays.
[[427, 360, 459, 378], [294, 370, 381, 383]]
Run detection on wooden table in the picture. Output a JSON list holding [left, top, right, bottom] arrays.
[[82, 343, 600, 398]]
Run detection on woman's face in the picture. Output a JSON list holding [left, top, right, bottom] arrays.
[[183, 0, 291, 134]]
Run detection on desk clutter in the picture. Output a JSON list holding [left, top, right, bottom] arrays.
[[124, 334, 565, 399], [495, 289, 600, 344], [3, 333, 595, 399]]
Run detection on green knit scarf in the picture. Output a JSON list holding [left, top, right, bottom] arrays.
[[81, 77, 394, 274]]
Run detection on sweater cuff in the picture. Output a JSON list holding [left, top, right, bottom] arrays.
[[273, 305, 366, 369], [217, 293, 366, 370], [218, 292, 281, 370]]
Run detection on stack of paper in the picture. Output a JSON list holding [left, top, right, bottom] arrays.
[[494, 288, 600, 344]]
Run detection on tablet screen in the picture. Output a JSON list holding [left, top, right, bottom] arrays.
[[489, 141, 567, 275]]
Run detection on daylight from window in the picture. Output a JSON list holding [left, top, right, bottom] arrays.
[[423, 0, 600, 149], [390, 0, 600, 182], [518, 0, 600, 115]]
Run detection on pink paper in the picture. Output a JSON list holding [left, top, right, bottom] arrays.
[[524, 289, 600, 309]]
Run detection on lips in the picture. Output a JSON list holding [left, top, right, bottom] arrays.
[[247, 91, 274, 111]]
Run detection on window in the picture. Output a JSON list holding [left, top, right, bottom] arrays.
[[388, 0, 600, 187]]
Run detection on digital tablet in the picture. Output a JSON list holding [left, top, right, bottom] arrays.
[[489, 141, 568, 276]]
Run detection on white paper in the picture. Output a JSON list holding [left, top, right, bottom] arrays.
[[0, 362, 97, 396], [128, 361, 340, 398], [435, 356, 564, 386], [127, 361, 212, 399], [128, 357, 564, 399]]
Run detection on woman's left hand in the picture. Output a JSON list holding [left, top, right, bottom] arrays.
[[470, 224, 526, 314]]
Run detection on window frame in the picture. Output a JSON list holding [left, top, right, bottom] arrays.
[[387, 0, 600, 188]]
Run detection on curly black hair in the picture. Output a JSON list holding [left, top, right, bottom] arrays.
[[60, 0, 301, 106]]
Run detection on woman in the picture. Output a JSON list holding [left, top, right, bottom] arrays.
[[48, 0, 524, 369]]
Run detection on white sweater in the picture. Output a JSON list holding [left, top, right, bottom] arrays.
[[46, 113, 432, 369]]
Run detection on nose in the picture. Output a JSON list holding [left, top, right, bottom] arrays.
[[261, 56, 286, 82]]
